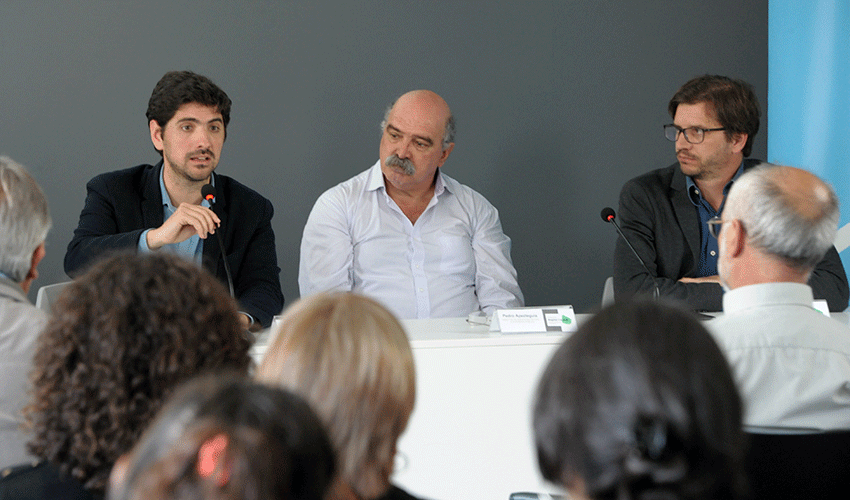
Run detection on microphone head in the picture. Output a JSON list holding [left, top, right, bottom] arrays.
[[201, 184, 216, 202], [601, 207, 616, 222]]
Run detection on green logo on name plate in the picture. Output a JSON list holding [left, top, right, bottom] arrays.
[[561, 315, 571, 324]]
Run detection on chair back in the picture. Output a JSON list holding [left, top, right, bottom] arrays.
[[601, 276, 614, 307], [35, 281, 72, 314], [745, 427, 850, 499]]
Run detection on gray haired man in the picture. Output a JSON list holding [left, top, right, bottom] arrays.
[[710, 164, 850, 429], [0, 156, 51, 467]]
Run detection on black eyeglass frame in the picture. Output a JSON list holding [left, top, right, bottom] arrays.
[[663, 124, 726, 144]]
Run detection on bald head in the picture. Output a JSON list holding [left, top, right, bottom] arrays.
[[382, 90, 455, 149], [724, 164, 838, 271], [771, 166, 835, 223]]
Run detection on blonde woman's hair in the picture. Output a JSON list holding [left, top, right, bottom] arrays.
[[255, 293, 415, 499]]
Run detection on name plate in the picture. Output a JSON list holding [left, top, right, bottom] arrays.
[[492, 306, 578, 333]]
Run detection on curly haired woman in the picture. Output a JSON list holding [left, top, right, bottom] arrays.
[[0, 252, 252, 500]]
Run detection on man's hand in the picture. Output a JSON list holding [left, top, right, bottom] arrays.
[[679, 275, 721, 284], [239, 313, 262, 333], [146, 203, 220, 250]]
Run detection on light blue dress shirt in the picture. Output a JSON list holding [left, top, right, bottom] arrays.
[[137, 166, 213, 264]]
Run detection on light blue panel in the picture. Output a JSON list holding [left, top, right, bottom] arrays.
[[769, 0, 850, 269]]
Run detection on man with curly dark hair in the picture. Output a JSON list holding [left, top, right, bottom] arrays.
[[0, 252, 252, 500]]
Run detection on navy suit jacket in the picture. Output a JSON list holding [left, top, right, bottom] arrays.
[[614, 159, 849, 311], [64, 163, 283, 327]]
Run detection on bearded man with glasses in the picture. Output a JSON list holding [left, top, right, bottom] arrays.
[[612, 74, 848, 312]]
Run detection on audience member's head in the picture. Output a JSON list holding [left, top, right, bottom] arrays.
[[255, 293, 415, 500], [668, 75, 760, 157], [0, 155, 51, 292], [534, 300, 746, 500], [26, 252, 251, 494], [718, 163, 839, 289], [108, 374, 335, 500]]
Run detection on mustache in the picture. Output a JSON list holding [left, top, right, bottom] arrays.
[[188, 149, 216, 159], [385, 154, 415, 175]]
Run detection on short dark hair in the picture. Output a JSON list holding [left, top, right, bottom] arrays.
[[533, 300, 747, 500], [146, 71, 232, 153], [26, 252, 251, 495], [668, 75, 760, 157], [109, 375, 336, 500]]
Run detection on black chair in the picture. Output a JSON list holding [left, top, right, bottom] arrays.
[[745, 427, 850, 500]]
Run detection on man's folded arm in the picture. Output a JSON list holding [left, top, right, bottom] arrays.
[[613, 183, 722, 311]]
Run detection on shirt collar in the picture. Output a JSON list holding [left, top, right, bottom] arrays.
[[685, 160, 745, 207], [158, 165, 215, 209], [722, 282, 815, 314]]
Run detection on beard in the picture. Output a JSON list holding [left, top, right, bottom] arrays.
[[384, 154, 416, 176], [165, 148, 218, 183]]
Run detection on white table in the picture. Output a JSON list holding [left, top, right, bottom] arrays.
[[393, 316, 588, 500], [253, 310, 850, 500], [251, 315, 579, 500]]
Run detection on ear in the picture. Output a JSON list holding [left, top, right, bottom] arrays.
[[25, 243, 46, 282], [437, 142, 454, 167], [108, 453, 132, 493], [729, 132, 747, 154], [20, 243, 46, 294], [722, 219, 746, 258], [149, 119, 164, 152]]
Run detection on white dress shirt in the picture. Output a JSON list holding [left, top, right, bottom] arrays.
[[299, 160, 523, 319], [709, 282, 850, 429]]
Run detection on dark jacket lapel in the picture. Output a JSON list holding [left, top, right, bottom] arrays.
[[670, 165, 700, 272]]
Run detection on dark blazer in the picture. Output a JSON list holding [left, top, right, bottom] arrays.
[[613, 159, 849, 311], [64, 163, 284, 327]]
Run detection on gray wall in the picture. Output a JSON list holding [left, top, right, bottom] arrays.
[[0, 1, 767, 312]]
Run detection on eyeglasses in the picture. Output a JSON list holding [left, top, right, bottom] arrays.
[[664, 124, 726, 144], [707, 216, 725, 239]]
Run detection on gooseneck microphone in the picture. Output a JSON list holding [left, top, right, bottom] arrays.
[[601, 207, 660, 299], [202, 184, 235, 298]]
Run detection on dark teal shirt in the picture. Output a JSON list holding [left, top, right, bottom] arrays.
[[685, 162, 744, 277]]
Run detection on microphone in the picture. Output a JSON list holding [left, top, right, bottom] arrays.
[[601, 207, 660, 300], [202, 184, 216, 204], [201, 184, 235, 298]]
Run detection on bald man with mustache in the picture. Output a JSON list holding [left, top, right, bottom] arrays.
[[299, 90, 523, 319]]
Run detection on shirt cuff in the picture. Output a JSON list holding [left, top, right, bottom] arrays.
[[138, 229, 152, 253], [239, 311, 255, 328]]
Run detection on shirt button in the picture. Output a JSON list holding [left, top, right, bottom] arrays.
[[710, 250, 716, 256], [418, 288, 424, 292]]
